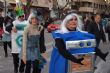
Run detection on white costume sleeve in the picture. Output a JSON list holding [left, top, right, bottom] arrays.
[[3, 23, 9, 34]]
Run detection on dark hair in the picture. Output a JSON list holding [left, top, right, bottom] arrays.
[[94, 13, 101, 18], [3, 16, 13, 33], [4, 16, 13, 25], [82, 16, 86, 21], [0, 8, 3, 12], [91, 15, 94, 21], [91, 13, 101, 21]]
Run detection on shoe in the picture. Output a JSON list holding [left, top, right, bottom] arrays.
[[19, 71, 23, 73], [94, 66, 97, 70], [14, 70, 18, 73], [5, 54, 8, 57], [102, 52, 109, 61], [14, 68, 18, 73]]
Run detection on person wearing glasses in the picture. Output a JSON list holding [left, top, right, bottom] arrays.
[[11, 14, 28, 73]]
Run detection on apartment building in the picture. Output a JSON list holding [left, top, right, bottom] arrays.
[[105, 0, 110, 3], [51, 0, 110, 18], [72, 0, 110, 15]]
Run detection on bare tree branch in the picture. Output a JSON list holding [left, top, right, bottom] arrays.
[[52, 0, 70, 18], [55, 0, 70, 10], [59, 0, 70, 10]]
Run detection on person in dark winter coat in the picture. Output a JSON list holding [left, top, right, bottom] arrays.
[[87, 13, 109, 62], [2, 16, 13, 57]]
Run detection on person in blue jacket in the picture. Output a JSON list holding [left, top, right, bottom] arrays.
[[49, 13, 96, 73]]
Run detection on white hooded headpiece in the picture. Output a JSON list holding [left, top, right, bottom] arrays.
[[60, 13, 84, 33], [28, 12, 38, 23]]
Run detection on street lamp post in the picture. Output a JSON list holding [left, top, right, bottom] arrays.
[[105, 0, 109, 15], [4, 0, 6, 17]]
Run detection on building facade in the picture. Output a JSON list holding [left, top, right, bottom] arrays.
[[72, 0, 110, 15], [1, 0, 110, 18], [105, 0, 110, 4], [0, 0, 53, 18], [52, 0, 110, 16], [0, 0, 4, 10], [5, 0, 53, 10]]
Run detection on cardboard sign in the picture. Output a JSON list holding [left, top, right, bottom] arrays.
[[68, 54, 94, 73]]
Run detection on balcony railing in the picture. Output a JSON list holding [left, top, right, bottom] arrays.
[[79, 7, 93, 12]]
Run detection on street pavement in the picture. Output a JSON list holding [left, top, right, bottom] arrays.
[[0, 31, 110, 73]]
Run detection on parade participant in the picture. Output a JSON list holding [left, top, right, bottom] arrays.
[[49, 13, 96, 73], [2, 16, 13, 57], [22, 12, 46, 73], [11, 14, 27, 73]]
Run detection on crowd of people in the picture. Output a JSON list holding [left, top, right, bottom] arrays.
[[0, 10, 47, 73], [0, 9, 110, 73]]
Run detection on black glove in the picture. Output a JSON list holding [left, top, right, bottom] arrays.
[[76, 58, 84, 65], [40, 48, 46, 53]]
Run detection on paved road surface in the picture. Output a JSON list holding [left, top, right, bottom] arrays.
[[0, 31, 110, 73]]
